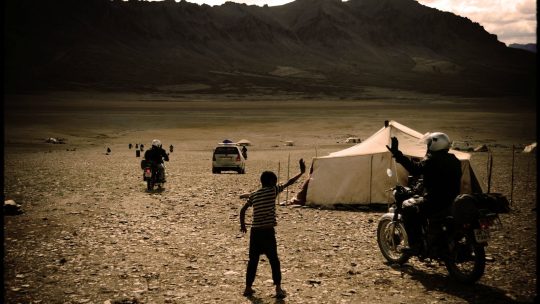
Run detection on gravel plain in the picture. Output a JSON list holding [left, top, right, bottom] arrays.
[[3, 92, 537, 303]]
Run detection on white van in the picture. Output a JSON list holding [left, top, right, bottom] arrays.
[[212, 144, 246, 174]]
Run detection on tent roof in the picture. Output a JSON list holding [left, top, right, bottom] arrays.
[[323, 120, 470, 160]]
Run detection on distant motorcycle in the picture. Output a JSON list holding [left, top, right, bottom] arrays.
[[377, 169, 508, 283], [141, 160, 165, 191]]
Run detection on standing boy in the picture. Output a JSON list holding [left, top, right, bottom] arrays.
[[240, 159, 306, 299]]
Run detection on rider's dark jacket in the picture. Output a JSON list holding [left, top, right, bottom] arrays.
[[394, 149, 462, 214], [144, 146, 169, 165]]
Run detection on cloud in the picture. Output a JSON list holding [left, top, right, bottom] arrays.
[[417, 0, 536, 44], [517, 0, 536, 14]]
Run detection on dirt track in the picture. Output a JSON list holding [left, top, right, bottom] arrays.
[[3, 92, 537, 303]]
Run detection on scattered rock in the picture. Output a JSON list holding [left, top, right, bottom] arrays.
[[4, 200, 23, 215], [474, 144, 489, 152], [111, 297, 144, 304], [374, 278, 392, 285]]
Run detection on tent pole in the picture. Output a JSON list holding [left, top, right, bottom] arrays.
[[369, 155, 373, 203], [510, 145, 515, 205], [277, 161, 281, 204], [487, 149, 493, 193], [526, 156, 531, 190], [286, 153, 290, 204]]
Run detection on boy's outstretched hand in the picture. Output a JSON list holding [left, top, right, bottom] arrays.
[[299, 158, 306, 174]]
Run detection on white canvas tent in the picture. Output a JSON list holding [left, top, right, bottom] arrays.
[[523, 142, 536, 153], [306, 121, 483, 207]]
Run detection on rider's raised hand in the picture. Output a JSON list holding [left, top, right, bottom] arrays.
[[386, 137, 399, 155]]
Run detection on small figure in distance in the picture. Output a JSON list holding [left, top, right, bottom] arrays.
[[241, 145, 248, 159], [239, 159, 306, 299]]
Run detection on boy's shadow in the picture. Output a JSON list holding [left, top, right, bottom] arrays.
[[246, 295, 286, 304]]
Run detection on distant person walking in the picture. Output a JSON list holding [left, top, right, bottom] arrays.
[[239, 159, 306, 299], [129, 143, 133, 149], [170, 144, 174, 153], [241, 146, 248, 159]]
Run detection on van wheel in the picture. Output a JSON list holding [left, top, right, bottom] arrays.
[[213, 168, 220, 174], [239, 168, 246, 174]]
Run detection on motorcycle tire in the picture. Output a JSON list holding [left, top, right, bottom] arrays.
[[147, 180, 153, 191], [377, 215, 411, 264], [444, 232, 486, 283]]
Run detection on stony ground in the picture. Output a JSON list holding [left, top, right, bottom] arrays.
[[3, 92, 537, 304]]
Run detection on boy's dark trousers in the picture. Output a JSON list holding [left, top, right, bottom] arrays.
[[246, 227, 281, 287]]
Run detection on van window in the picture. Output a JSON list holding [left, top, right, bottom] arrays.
[[214, 147, 239, 155]]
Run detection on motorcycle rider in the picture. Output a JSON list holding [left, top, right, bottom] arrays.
[[144, 139, 169, 183], [386, 132, 462, 255]]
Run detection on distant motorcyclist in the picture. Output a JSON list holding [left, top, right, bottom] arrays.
[[386, 132, 462, 254], [144, 139, 169, 182]]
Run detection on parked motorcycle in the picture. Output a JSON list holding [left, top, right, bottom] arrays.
[[377, 168, 508, 283], [141, 160, 165, 191]]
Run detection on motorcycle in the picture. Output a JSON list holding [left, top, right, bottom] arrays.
[[141, 160, 165, 191], [377, 168, 506, 283]]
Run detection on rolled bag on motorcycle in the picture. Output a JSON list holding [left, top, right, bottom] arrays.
[[140, 159, 166, 190], [140, 159, 149, 170], [452, 192, 510, 225]]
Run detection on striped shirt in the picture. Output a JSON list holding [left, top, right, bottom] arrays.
[[247, 184, 285, 228]]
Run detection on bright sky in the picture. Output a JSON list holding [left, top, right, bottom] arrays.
[[181, 0, 536, 45]]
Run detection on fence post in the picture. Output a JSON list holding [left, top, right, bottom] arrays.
[[286, 154, 291, 204], [510, 145, 515, 205], [487, 149, 493, 193], [277, 161, 281, 204]]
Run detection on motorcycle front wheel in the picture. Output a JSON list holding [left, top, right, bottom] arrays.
[[377, 216, 411, 264], [444, 232, 486, 283]]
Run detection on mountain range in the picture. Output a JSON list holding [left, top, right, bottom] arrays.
[[509, 43, 537, 53], [4, 0, 536, 97]]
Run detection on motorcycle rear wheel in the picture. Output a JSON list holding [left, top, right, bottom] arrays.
[[444, 232, 486, 283], [377, 217, 411, 264], [147, 180, 154, 191]]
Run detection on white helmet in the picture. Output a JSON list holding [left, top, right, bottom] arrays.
[[152, 139, 162, 148], [422, 132, 451, 152]]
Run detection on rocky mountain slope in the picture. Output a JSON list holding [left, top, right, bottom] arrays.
[[4, 0, 536, 96]]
